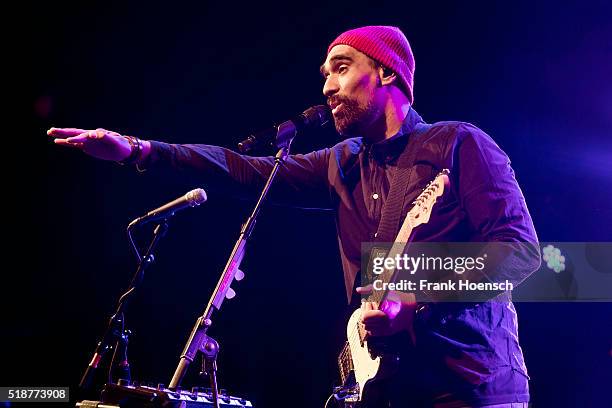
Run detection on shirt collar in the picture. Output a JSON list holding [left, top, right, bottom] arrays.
[[365, 107, 424, 164]]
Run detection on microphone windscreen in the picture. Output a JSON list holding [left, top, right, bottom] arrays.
[[186, 188, 208, 206], [302, 105, 331, 128]]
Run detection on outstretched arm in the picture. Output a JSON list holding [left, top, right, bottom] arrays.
[[48, 127, 333, 209]]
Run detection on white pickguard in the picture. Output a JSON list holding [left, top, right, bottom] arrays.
[[347, 308, 380, 400]]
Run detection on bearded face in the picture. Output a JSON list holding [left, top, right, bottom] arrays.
[[327, 93, 378, 136], [321, 45, 384, 138]]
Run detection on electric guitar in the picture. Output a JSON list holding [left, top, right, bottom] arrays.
[[335, 169, 450, 407]]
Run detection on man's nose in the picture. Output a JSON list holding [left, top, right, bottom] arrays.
[[323, 75, 338, 98]]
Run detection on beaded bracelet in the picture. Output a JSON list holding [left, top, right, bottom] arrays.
[[117, 135, 142, 165]]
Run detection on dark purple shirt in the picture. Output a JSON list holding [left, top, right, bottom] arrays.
[[144, 108, 540, 405]]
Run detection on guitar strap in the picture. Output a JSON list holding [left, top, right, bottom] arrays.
[[374, 122, 432, 243]]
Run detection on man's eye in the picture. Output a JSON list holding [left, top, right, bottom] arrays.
[[338, 65, 348, 74]]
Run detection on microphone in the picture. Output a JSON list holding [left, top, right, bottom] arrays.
[[238, 105, 331, 153], [128, 188, 208, 228]]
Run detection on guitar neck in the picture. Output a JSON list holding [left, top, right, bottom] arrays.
[[367, 219, 415, 305]]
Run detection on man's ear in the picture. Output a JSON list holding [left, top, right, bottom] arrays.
[[379, 66, 397, 86]]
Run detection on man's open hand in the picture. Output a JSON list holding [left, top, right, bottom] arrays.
[[48, 127, 133, 162]]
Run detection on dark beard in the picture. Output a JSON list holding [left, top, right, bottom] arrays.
[[330, 95, 374, 137]]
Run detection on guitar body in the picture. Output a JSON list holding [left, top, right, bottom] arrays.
[[343, 308, 402, 407], [346, 308, 380, 391]]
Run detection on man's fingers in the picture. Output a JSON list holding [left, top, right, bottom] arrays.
[[359, 295, 417, 338], [47, 127, 88, 137], [362, 301, 379, 311], [361, 309, 387, 323], [362, 309, 387, 318], [64, 133, 92, 144], [52, 132, 93, 150], [360, 307, 393, 337], [53, 138, 83, 149], [355, 284, 373, 295]]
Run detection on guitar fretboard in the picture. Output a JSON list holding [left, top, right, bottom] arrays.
[[337, 342, 353, 384]]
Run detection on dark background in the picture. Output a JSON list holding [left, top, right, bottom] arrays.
[[9, 0, 612, 406]]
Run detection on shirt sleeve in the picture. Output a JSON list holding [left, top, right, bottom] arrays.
[[456, 124, 541, 292], [417, 124, 541, 303], [140, 141, 334, 209]]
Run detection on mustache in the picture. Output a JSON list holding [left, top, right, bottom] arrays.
[[327, 95, 353, 107]]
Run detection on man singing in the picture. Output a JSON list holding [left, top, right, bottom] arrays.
[[50, 26, 540, 407]]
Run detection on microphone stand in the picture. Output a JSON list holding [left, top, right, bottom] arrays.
[[168, 125, 297, 406], [79, 220, 170, 390]]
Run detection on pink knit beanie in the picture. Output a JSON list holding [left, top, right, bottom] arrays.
[[327, 25, 415, 103]]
